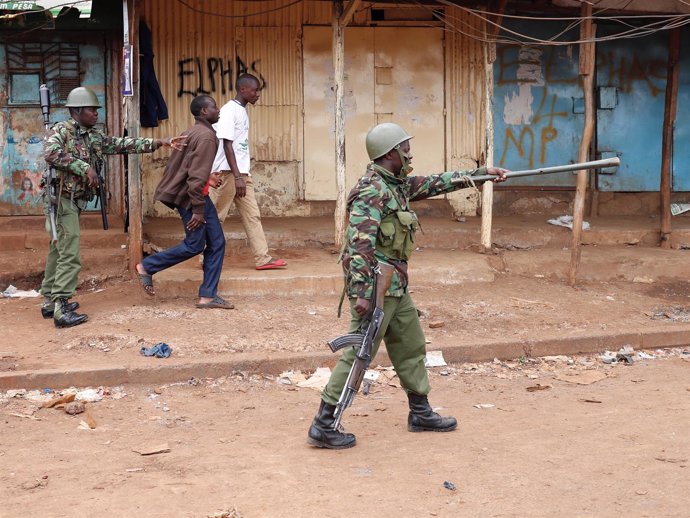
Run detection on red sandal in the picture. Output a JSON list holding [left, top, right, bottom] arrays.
[[256, 258, 287, 270]]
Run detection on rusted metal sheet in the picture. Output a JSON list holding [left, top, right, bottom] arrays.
[[445, 6, 487, 171], [139, 1, 308, 212]]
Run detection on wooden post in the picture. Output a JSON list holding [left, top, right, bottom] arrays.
[[480, 0, 507, 250], [568, 6, 595, 286], [125, 0, 143, 274], [333, 0, 347, 248], [659, 27, 681, 249]]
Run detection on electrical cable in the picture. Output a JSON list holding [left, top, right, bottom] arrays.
[[173, 0, 303, 19]]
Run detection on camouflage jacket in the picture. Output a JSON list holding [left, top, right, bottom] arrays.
[[44, 118, 160, 199], [342, 163, 487, 299]]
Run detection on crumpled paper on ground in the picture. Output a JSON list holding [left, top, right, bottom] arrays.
[[547, 215, 590, 231], [2, 285, 41, 298]]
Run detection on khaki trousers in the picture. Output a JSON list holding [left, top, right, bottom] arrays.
[[40, 197, 82, 304], [208, 174, 271, 267], [321, 293, 431, 406]]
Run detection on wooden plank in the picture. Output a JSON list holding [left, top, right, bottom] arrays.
[[340, 0, 361, 27], [659, 27, 681, 249], [480, 2, 506, 249], [126, 0, 143, 274], [333, 0, 347, 247], [568, 6, 595, 286]]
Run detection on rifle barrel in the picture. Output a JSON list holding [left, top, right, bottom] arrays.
[[453, 157, 620, 185]]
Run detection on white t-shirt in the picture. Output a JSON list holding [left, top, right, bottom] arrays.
[[212, 99, 250, 175]]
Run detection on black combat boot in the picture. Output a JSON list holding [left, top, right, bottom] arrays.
[[307, 400, 357, 449], [41, 297, 79, 319], [53, 297, 88, 328], [407, 393, 458, 432]]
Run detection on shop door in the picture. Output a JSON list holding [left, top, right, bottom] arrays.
[[303, 26, 444, 200], [0, 40, 106, 215], [595, 29, 668, 191]]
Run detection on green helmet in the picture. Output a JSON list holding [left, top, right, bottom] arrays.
[[365, 122, 413, 160], [65, 87, 101, 108]]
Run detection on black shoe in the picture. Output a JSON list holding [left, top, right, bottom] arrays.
[[41, 300, 79, 319], [407, 393, 457, 432], [53, 298, 88, 328], [307, 400, 357, 449]]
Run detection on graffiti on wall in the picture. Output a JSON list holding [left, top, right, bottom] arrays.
[[496, 46, 571, 168], [499, 89, 568, 168], [177, 56, 266, 98], [597, 51, 666, 97]]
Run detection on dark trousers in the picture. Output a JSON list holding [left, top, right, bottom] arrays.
[[142, 197, 225, 298]]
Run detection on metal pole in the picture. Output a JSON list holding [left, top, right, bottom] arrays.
[[453, 157, 620, 185]]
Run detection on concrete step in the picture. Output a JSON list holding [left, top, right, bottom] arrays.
[[150, 245, 689, 298], [0, 228, 127, 251], [0, 214, 126, 251], [143, 215, 690, 254], [152, 247, 497, 297]]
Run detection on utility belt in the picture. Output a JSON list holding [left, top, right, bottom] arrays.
[[41, 170, 93, 209]]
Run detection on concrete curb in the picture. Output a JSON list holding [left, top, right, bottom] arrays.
[[3, 327, 689, 391]]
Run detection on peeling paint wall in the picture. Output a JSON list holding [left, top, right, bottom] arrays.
[[0, 37, 106, 215]]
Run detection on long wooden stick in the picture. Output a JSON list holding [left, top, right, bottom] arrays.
[[333, 0, 347, 248], [569, 5, 595, 287], [659, 27, 681, 249]]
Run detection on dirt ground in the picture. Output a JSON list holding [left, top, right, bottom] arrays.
[[2, 247, 690, 374], [1, 351, 689, 517], [2, 247, 690, 516]]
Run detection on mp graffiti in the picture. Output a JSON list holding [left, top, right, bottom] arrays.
[[177, 56, 266, 98], [499, 88, 568, 168]]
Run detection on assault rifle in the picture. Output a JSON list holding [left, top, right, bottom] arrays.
[[94, 158, 108, 230], [327, 262, 395, 431], [451, 157, 621, 186], [39, 84, 59, 242]]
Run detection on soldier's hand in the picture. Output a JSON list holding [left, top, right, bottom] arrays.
[[234, 176, 247, 198], [186, 213, 206, 232], [487, 167, 509, 182], [354, 297, 370, 317], [208, 172, 223, 188], [86, 168, 99, 189], [161, 136, 187, 151]]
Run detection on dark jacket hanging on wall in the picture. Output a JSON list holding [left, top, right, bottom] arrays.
[[139, 20, 169, 128]]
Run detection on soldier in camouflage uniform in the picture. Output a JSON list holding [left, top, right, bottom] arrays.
[[307, 122, 509, 449], [41, 86, 185, 328]]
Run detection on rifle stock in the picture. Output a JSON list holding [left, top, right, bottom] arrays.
[[330, 262, 395, 430]]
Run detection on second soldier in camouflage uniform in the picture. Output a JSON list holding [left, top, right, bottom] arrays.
[[307, 122, 508, 449], [41, 86, 185, 328]]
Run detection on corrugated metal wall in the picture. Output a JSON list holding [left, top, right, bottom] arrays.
[[445, 6, 488, 170], [139, 1, 488, 216]]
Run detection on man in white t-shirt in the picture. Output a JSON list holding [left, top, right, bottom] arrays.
[[208, 73, 287, 270]]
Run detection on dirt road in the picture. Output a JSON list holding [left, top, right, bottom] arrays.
[[2, 352, 689, 517]]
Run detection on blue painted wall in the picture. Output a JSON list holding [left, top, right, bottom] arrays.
[[495, 22, 690, 193], [0, 40, 105, 215], [494, 21, 582, 186]]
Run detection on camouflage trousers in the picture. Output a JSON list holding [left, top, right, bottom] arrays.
[[321, 293, 431, 406], [40, 197, 82, 307]]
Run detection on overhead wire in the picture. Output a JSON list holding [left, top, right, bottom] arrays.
[[420, 0, 690, 46], [173, 0, 303, 18]]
